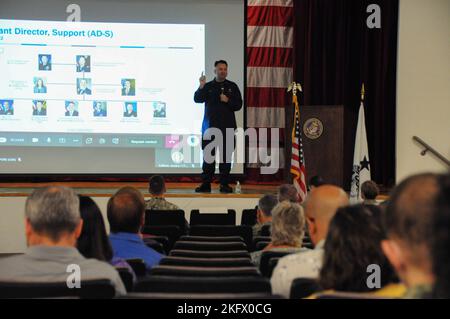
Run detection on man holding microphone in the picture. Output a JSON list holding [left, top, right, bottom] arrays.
[[194, 60, 242, 193]]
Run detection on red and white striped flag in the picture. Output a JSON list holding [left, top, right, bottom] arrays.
[[246, 0, 294, 180], [290, 91, 307, 202]]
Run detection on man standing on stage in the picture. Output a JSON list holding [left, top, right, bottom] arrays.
[[194, 60, 242, 193]]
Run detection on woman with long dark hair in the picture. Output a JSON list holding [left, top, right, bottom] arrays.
[[318, 204, 399, 295], [77, 195, 135, 278]]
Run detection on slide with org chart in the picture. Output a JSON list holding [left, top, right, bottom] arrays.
[[0, 19, 205, 148]]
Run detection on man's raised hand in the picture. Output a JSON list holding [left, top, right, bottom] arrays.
[[199, 71, 206, 88]]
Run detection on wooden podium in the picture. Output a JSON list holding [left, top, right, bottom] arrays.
[[286, 105, 345, 188]]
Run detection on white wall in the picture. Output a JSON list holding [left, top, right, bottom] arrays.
[[0, 196, 258, 254], [396, 0, 450, 181]]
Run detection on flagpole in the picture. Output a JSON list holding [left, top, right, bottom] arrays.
[[287, 81, 302, 139], [361, 83, 365, 101], [287, 82, 307, 202]]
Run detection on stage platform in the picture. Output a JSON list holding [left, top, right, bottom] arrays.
[[0, 182, 278, 198]]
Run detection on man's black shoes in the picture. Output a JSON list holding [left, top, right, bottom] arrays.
[[219, 184, 233, 193], [195, 183, 211, 193]]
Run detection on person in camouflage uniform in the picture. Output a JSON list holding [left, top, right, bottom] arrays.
[[146, 196, 180, 211], [145, 175, 180, 211]]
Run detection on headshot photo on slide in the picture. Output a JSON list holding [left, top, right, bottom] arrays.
[[121, 79, 135, 96], [33, 77, 47, 93], [38, 54, 51, 71], [0, 100, 14, 116], [65, 101, 79, 117], [93, 101, 107, 117], [153, 101, 166, 118], [76, 55, 91, 72], [77, 78, 92, 95], [32, 100, 47, 116], [123, 102, 137, 117]]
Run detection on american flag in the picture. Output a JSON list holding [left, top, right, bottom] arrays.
[[246, 0, 294, 181], [290, 93, 307, 202]]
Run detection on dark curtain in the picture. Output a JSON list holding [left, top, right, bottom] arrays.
[[292, 0, 398, 188]]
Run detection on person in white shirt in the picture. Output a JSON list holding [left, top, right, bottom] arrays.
[[270, 185, 349, 298]]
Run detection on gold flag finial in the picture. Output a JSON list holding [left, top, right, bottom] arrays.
[[288, 82, 302, 96], [361, 83, 365, 101]]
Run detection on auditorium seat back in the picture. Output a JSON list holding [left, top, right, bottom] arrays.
[[241, 208, 257, 226], [252, 236, 271, 252], [143, 238, 166, 255], [149, 265, 261, 277], [267, 257, 281, 278], [259, 251, 296, 277], [179, 235, 244, 243], [290, 278, 322, 299], [143, 235, 170, 253], [141, 225, 182, 250], [189, 225, 253, 248], [190, 209, 236, 226], [172, 241, 248, 251], [0, 279, 115, 299], [255, 241, 270, 251], [134, 276, 271, 294], [144, 210, 187, 234], [116, 267, 134, 293], [169, 249, 251, 259], [125, 258, 147, 277], [260, 224, 271, 236], [160, 256, 253, 268]]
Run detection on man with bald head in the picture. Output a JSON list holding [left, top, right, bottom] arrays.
[[382, 173, 442, 298], [271, 185, 349, 298]]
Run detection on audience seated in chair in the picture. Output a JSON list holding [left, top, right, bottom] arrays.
[[430, 173, 450, 299], [145, 175, 180, 211], [144, 175, 189, 234], [251, 201, 307, 267], [308, 175, 325, 191], [108, 187, 163, 271], [252, 194, 278, 238], [361, 180, 380, 205], [77, 195, 136, 281], [381, 173, 445, 298], [310, 204, 401, 298], [277, 184, 300, 203], [0, 186, 126, 296], [271, 185, 348, 298]]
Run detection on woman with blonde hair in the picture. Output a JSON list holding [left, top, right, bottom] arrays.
[[251, 201, 308, 266]]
